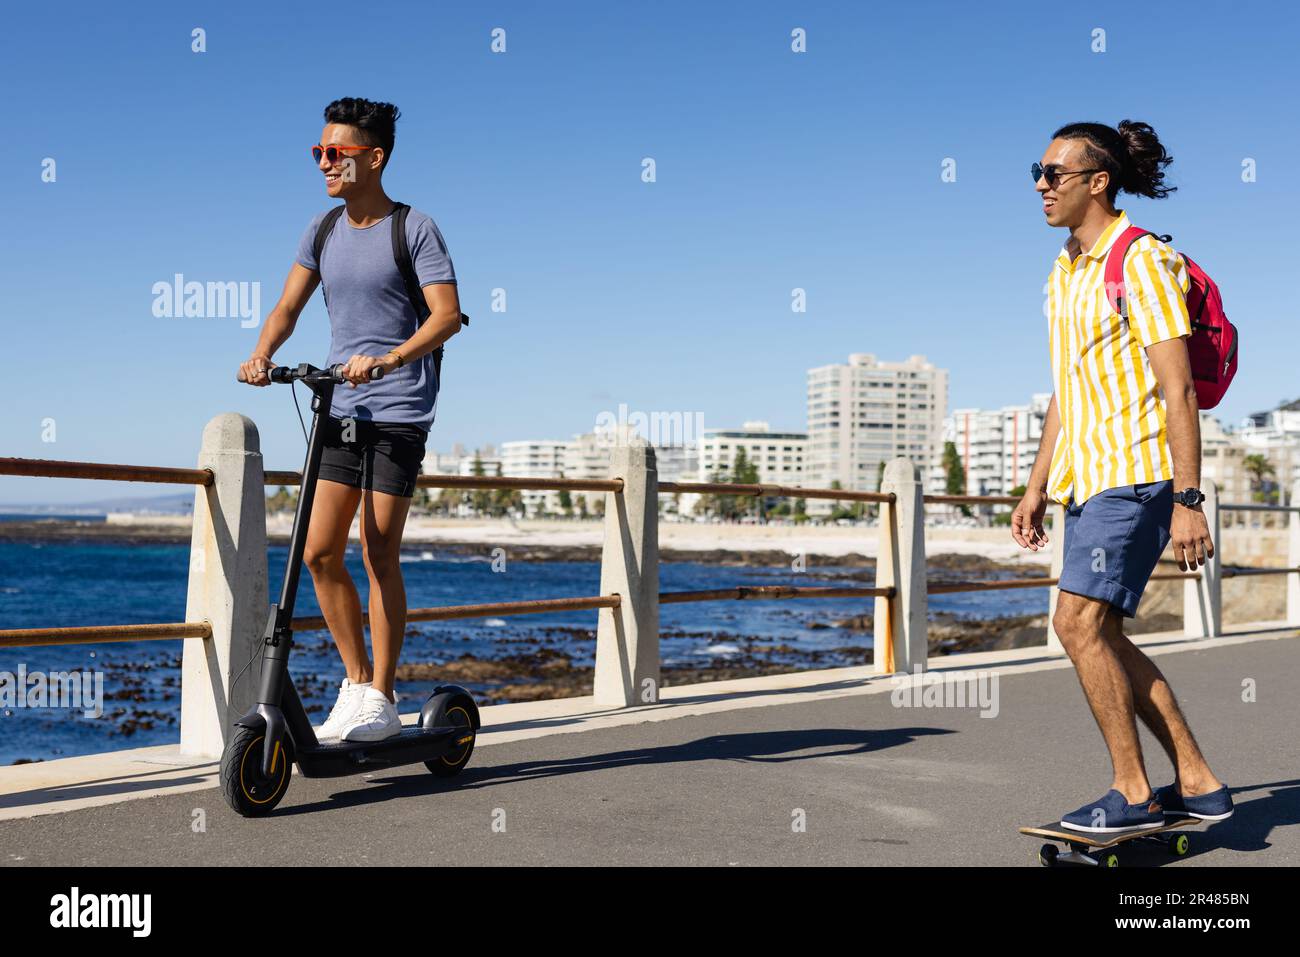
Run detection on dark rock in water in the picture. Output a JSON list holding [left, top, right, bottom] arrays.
[[928, 611, 1047, 654], [831, 613, 874, 631]]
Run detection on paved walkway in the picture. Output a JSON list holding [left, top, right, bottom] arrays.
[[2, 623, 1297, 865]]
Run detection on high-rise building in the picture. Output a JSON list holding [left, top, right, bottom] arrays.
[[805, 353, 948, 511]]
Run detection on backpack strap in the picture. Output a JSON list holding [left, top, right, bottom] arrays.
[[390, 203, 430, 321], [1104, 226, 1173, 318], [312, 205, 347, 306], [389, 202, 470, 327]]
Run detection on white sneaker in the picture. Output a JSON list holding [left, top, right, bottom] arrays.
[[317, 678, 370, 743], [340, 687, 402, 742]]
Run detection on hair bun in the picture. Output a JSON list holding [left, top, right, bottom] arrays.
[[1116, 119, 1175, 199]]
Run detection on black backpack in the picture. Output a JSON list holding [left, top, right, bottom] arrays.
[[311, 202, 468, 384]]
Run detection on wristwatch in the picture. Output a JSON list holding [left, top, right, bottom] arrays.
[[1173, 487, 1205, 507]]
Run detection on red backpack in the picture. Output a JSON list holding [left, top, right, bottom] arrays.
[[1104, 226, 1238, 410]]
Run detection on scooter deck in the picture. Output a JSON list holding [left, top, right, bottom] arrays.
[[1021, 816, 1201, 849], [295, 725, 474, 778]]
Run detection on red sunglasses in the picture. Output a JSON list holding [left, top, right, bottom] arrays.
[[311, 144, 374, 165]]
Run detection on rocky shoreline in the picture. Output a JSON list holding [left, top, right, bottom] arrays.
[[13, 516, 1283, 758], [0, 517, 1050, 576]]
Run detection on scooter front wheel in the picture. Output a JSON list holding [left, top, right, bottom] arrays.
[[220, 725, 293, 816]]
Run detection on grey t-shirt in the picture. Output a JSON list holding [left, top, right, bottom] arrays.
[[295, 206, 456, 429]]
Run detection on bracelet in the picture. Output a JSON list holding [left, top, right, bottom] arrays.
[[387, 349, 405, 368]]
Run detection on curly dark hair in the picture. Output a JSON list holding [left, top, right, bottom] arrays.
[[1051, 120, 1175, 202], [323, 97, 401, 169]]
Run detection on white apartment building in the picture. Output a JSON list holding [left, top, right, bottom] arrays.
[[680, 422, 807, 515], [653, 444, 700, 484], [422, 442, 478, 477], [459, 425, 702, 518], [805, 353, 948, 513], [500, 440, 569, 515], [945, 393, 1051, 498], [1236, 399, 1300, 495], [1200, 412, 1254, 510], [697, 421, 807, 482]]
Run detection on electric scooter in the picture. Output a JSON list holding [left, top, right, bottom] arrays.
[[220, 361, 479, 817]]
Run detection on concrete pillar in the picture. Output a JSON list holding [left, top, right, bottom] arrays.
[[594, 438, 660, 708], [1184, 478, 1222, 639], [180, 414, 269, 757], [873, 458, 928, 674], [1287, 479, 1300, 627], [1046, 502, 1067, 655]]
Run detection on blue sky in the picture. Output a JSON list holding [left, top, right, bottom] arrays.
[[2, 1, 1295, 504]]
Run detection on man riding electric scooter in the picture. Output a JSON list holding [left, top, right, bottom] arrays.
[[224, 97, 474, 816]]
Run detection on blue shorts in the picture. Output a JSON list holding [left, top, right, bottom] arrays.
[[1057, 481, 1173, 618]]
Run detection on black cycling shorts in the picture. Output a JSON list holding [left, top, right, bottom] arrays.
[[317, 416, 428, 499]]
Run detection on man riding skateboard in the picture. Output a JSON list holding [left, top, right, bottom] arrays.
[[1012, 120, 1233, 832]]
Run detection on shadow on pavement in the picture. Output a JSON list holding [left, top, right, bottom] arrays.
[[271, 725, 954, 817]]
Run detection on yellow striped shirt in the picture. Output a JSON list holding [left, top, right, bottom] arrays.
[[1046, 210, 1192, 505]]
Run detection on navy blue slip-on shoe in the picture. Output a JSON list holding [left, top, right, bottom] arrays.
[[1152, 783, 1185, 816], [1060, 789, 1165, 833], [1152, 783, 1233, 821]]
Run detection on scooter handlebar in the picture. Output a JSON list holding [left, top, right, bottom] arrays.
[[237, 363, 386, 384]]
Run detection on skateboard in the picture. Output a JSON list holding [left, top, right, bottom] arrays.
[[1020, 816, 1201, 867]]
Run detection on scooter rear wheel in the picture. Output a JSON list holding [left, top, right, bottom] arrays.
[[220, 725, 293, 816]]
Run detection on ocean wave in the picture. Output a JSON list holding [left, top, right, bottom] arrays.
[[399, 551, 494, 564], [704, 643, 741, 656], [399, 551, 438, 563]]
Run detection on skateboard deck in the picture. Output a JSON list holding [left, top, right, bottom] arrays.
[[1020, 816, 1201, 867]]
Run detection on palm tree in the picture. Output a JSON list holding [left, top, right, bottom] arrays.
[[1243, 454, 1276, 503]]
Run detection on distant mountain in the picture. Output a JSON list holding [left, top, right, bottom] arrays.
[[0, 491, 195, 515]]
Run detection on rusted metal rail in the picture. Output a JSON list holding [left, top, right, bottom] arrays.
[[1221, 565, 1300, 578], [0, 457, 212, 486], [0, 621, 212, 649], [659, 480, 893, 504], [927, 570, 1201, 595], [924, 494, 1020, 506], [264, 471, 624, 492], [290, 594, 621, 631], [1220, 503, 1300, 513], [659, 585, 893, 604]]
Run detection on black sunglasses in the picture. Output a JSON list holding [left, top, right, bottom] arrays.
[[1032, 162, 1103, 188]]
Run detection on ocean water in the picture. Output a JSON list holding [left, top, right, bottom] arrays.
[[0, 535, 1047, 764]]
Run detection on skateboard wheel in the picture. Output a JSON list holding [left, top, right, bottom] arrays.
[[1038, 844, 1058, 867], [1169, 833, 1190, 857], [1102, 850, 1121, 868]]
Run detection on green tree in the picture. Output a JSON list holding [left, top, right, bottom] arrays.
[[470, 454, 492, 515], [266, 485, 297, 514], [1244, 453, 1276, 504], [941, 441, 971, 518], [731, 447, 762, 520], [993, 484, 1027, 526], [490, 462, 522, 516], [557, 473, 573, 517]]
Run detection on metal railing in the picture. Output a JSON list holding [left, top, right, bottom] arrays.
[[2, 437, 1299, 756]]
